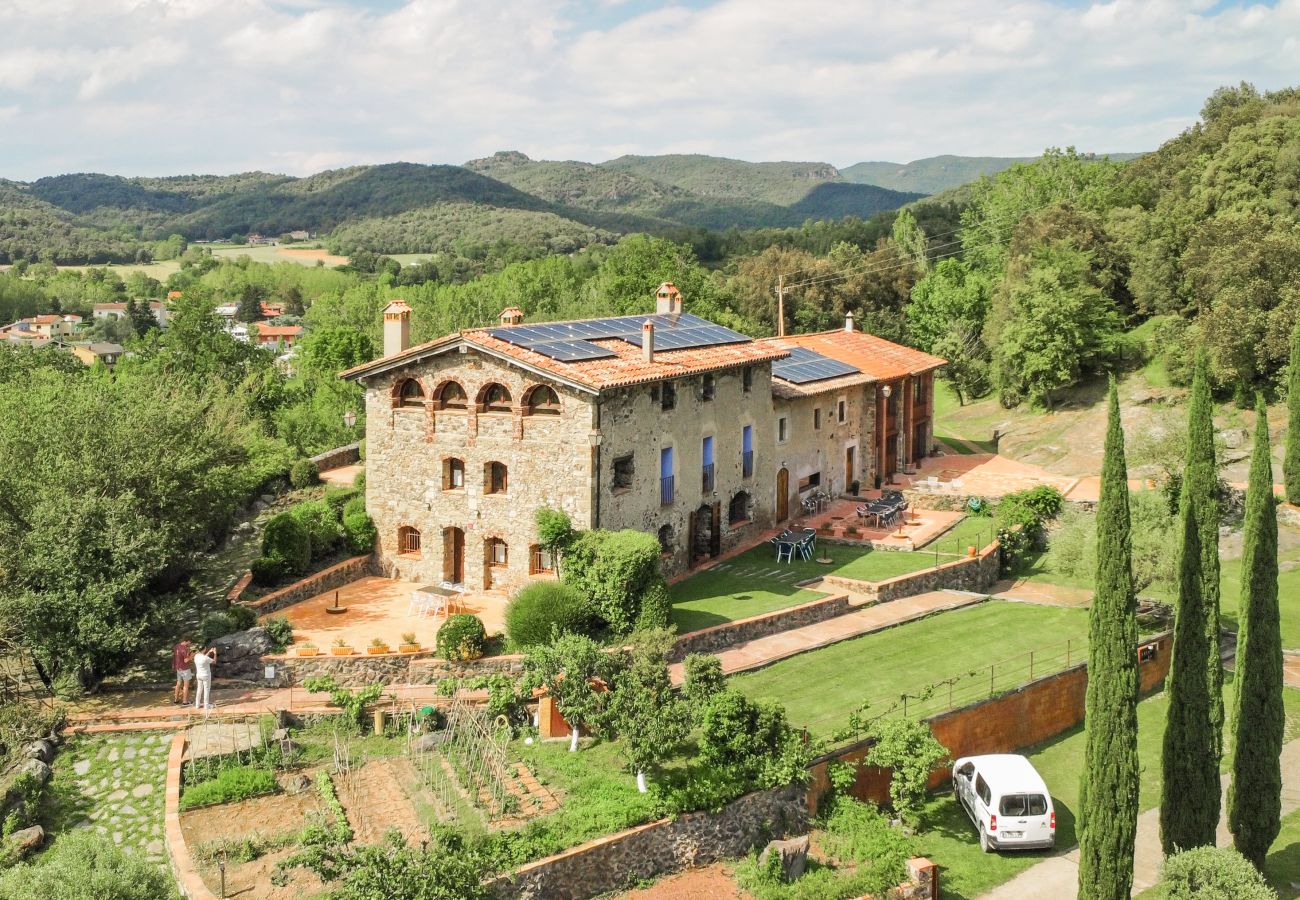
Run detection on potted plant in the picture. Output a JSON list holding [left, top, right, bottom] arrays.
[[367, 637, 390, 655], [331, 637, 353, 656], [399, 632, 421, 653], [297, 642, 319, 657]]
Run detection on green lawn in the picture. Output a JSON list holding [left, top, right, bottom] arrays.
[[668, 543, 960, 633], [731, 601, 1089, 741], [918, 676, 1300, 899], [918, 515, 999, 556], [1269, 807, 1300, 899]]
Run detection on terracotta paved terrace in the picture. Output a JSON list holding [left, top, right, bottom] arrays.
[[798, 498, 963, 549], [899, 453, 1079, 499], [264, 575, 509, 655], [320, 463, 363, 488]]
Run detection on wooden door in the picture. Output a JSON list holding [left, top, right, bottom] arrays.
[[844, 446, 855, 492], [776, 468, 789, 521], [444, 527, 464, 584]]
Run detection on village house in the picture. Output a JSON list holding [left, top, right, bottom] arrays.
[[252, 323, 303, 348], [0, 313, 82, 345], [67, 341, 125, 368], [342, 285, 944, 594], [92, 301, 169, 328]]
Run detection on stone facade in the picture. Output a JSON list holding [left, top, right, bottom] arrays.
[[490, 785, 809, 900], [774, 383, 876, 516], [363, 351, 595, 593]]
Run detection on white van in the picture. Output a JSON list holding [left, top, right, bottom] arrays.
[[952, 754, 1055, 852]]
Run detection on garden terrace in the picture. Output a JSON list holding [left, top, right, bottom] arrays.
[[730, 600, 1091, 741]]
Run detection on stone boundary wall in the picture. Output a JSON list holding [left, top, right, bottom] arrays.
[[806, 630, 1174, 812], [489, 785, 809, 900], [236, 554, 375, 615], [164, 733, 218, 900], [668, 592, 852, 661], [820, 539, 1000, 604], [310, 442, 360, 472], [266, 648, 525, 688]]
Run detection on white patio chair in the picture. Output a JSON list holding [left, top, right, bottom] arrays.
[[951, 479, 965, 492], [408, 591, 433, 618]]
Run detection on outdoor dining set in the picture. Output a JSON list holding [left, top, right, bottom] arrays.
[[855, 491, 909, 528], [770, 527, 818, 563]]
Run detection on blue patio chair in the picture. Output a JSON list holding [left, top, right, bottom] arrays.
[[775, 540, 796, 563]]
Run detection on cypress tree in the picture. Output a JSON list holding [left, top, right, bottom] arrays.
[[1285, 321, 1300, 505], [1228, 395, 1283, 870], [1184, 351, 1223, 753], [1159, 497, 1219, 853], [1078, 380, 1140, 900]]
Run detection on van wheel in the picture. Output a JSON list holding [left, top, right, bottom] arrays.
[[979, 827, 994, 853]]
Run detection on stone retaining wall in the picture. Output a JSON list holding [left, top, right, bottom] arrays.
[[310, 442, 361, 472], [820, 539, 1000, 604], [668, 592, 852, 661], [237, 554, 375, 615], [490, 785, 809, 900], [264, 648, 526, 688]]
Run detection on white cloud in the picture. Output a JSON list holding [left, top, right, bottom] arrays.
[[0, 0, 1296, 179]]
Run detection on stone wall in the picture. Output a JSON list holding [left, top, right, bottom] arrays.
[[265, 648, 525, 688], [310, 442, 360, 472], [668, 591, 852, 661], [820, 539, 1000, 603], [595, 367, 778, 578], [239, 554, 375, 615], [773, 382, 875, 514], [805, 630, 1174, 812], [490, 785, 808, 900], [362, 349, 596, 594]]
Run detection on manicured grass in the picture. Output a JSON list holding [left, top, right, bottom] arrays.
[[731, 601, 1090, 741], [917, 515, 999, 556], [668, 543, 958, 633], [1268, 807, 1300, 899], [918, 677, 1300, 899]]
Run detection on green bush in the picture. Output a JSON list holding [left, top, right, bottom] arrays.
[[179, 764, 277, 810], [262, 513, 311, 576], [562, 529, 671, 634], [354, 469, 366, 491], [227, 603, 257, 631], [198, 612, 236, 646], [324, 486, 359, 516], [437, 614, 487, 661], [0, 830, 178, 899], [1155, 846, 1276, 899], [358, 438, 366, 460], [505, 582, 594, 647], [864, 718, 950, 821], [289, 500, 344, 558], [263, 616, 295, 651], [697, 689, 812, 788], [342, 495, 366, 519], [342, 509, 377, 555], [682, 654, 726, 713], [250, 555, 285, 586], [289, 458, 320, 489]]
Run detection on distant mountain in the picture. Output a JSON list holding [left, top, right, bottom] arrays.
[[600, 154, 843, 205], [843, 153, 1146, 195]]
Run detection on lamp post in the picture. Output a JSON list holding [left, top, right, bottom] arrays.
[[343, 409, 357, 430]]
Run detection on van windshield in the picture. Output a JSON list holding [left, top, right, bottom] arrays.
[[999, 794, 1048, 816]]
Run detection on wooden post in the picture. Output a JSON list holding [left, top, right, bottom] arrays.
[[372, 709, 386, 735], [775, 274, 786, 337]]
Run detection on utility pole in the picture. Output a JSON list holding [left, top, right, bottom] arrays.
[[775, 274, 785, 337]]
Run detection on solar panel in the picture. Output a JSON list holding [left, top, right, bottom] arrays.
[[526, 340, 618, 362], [487, 312, 753, 362], [772, 347, 860, 384]]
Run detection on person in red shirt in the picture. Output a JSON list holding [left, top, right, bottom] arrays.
[[172, 638, 194, 705]]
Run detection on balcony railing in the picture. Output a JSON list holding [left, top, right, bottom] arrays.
[[742, 450, 754, 479], [701, 463, 715, 494], [660, 474, 675, 506]]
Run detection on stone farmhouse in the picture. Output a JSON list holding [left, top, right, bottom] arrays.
[[342, 284, 944, 594]]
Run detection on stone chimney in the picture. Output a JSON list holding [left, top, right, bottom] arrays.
[[383, 300, 411, 357], [499, 306, 524, 326], [642, 320, 655, 363], [845, 311, 855, 333], [655, 282, 683, 316]]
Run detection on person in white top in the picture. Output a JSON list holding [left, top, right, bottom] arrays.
[[193, 646, 218, 710]]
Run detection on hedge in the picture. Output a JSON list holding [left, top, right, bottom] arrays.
[[262, 513, 311, 576], [562, 529, 670, 634], [289, 500, 344, 557], [505, 582, 595, 648]]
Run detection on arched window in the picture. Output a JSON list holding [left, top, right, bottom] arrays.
[[397, 526, 421, 557], [525, 384, 561, 416], [479, 382, 512, 413], [435, 380, 467, 410], [442, 458, 464, 491], [657, 524, 674, 555], [729, 491, 751, 525], [529, 544, 554, 575], [485, 461, 508, 495], [393, 378, 425, 408]]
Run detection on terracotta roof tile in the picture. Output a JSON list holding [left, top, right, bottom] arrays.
[[761, 330, 946, 382]]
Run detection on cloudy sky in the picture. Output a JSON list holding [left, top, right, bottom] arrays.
[[1, 0, 1297, 180]]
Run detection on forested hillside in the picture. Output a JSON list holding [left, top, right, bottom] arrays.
[[842, 156, 1036, 195]]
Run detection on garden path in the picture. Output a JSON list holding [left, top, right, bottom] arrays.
[[977, 735, 1300, 899], [667, 590, 984, 683]]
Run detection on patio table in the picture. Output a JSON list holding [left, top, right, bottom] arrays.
[[412, 584, 460, 616]]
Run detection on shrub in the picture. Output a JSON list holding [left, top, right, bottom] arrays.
[[682, 654, 726, 713], [505, 582, 594, 647], [437, 614, 487, 661], [563, 529, 670, 634], [535, 507, 575, 553], [0, 830, 178, 899], [1155, 846, 1275, 899], [342, 508, 377, 554], [198, 612, 236, 646], [353, 469, 366, 491], [289, 458, 320, 488], [290, 500, 344, 558], [250, 554, 285, 586], [358, 438, 366, 460], [262, 513, 311, 575], [227, 603, 257, 631], [324, 486, 359, 516], [179, 764, 277, 810], [697, 689, 811, 788], [864, 718, 950, 821], [263, 616, 295, 651]]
